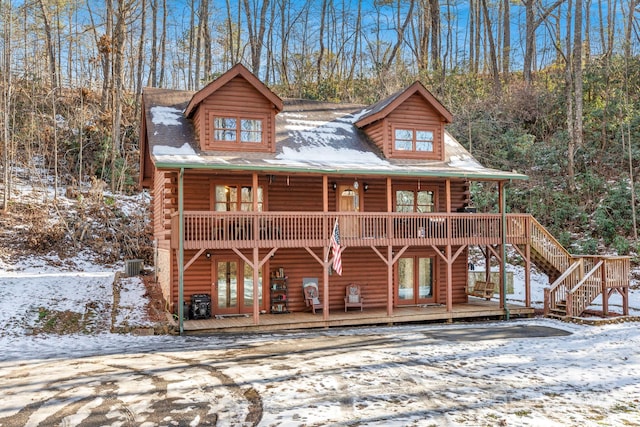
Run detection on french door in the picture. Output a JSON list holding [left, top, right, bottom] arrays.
[[396, 256, 435, 305], [214, 259, 263, 314]]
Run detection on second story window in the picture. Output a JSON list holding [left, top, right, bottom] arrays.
[[215, 185, 263, 211], [214, 116, 263, 144], [394, 128, 434, 152], [396, 189, 435, 213]]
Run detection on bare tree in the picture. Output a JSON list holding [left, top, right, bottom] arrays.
[[37, 0, 58, 90], [1, 0, 13, 211], [502, 0, 510, 75], [481, 0, 500, 93], [243, 0, 270, 75], [522, 0, 564, 83]]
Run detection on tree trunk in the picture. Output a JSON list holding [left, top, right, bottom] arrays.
[[572, 0, 584, 156], [2, 0, 12, 211], [481, 0, 500, 94], [624, 0, 637, 59], [502, 0, 510, 76], [134, 0, 146, 116], [522, 0, 564, 83], [158, 0, 167, 87], [37, 0, 58, 91], [565, 0, 576, 191], [149, 0, 157, 86], [188, 0, 195, 90], [383, 0, 416, 71], [243, 0, 270, 75], [428, 0, 440, 73], [317, 0, 327, 83]]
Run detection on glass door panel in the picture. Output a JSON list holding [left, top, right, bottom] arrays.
[[217, 261, 238, 313], [243, 263, 263, 310], [397, 258, 414, 302], [417, 257, 433, 302], [396, 256, 435, 305]]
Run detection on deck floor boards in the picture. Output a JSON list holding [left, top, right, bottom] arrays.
[[182, 300, 535, 334]]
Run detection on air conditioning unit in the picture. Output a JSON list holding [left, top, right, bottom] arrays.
[[190, 294, 211, 320], [125, 259, 144, 277]]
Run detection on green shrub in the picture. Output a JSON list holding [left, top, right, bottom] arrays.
[[612, 235, 630, 256], [579, 237, 599, 255]]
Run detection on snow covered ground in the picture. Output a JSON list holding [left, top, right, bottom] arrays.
[[1, 251, 640, 426]]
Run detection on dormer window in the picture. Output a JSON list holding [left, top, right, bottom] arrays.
[[394, 128, 434, 152], [214, 116, 263, 144]]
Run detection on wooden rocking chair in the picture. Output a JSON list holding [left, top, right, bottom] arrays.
[[344, 283, 364, 312], [303, 278, 322, 314]]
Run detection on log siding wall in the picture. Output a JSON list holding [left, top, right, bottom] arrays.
[[359, 94, 446, 160], [193, 76, 276, 152], [163, 170, 473, 312]]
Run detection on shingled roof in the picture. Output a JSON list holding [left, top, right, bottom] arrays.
[[140, 86, 527, 181]]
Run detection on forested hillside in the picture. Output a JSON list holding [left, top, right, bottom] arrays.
[[1, 1, 639, 258]]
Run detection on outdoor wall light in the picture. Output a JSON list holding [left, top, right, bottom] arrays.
[[363, 183, 369, 192], [205, 252, 212, 259], [332, 182, 337, 190]]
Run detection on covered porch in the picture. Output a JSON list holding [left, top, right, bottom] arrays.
[[182, 299, 535, 334]]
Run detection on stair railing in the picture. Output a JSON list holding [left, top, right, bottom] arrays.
[[529, 216, 573, 273], [543, 259, 583, 316], [565, 260, 604, 317]]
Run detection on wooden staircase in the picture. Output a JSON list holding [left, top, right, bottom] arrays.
[[524, 217, 630, 319]]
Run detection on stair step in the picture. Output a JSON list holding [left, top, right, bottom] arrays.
[[546, 312, 567, 320]]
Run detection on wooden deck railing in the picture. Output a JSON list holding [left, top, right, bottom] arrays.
[[170, 211, 515, 250], [544, 256, 630, 317], [528, 216, 572, 273]]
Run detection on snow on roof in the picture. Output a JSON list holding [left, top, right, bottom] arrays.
[[142, 88, 526, 180], [150, 106, 183, 126]]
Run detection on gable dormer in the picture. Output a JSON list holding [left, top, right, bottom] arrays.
[[184, 63, 284, 153], [355, 82, 453, 160]]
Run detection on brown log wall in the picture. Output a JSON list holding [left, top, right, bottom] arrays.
[[162, 170, 473, 312], [194, 76, 275, 152], [386, 93, 445, 160]]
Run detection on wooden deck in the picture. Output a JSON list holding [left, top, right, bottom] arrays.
[[182, 300, 535, 334]]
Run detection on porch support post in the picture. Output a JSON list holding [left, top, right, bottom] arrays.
[[253, 247, 260, 324], [445, 179, 451, 213], [251, 172, 260, 325], [601, 259, 608, 317], [372, 245, 408, 316], [525, 241, 531, 307], [512, 242, 532, 308], [446, 245, 453, 312], [323, 247, 330, 321], [231, 247, 278, 325], [386, 177, 393, 316], [178, 168, 185, 335], [323, 176, 329, 321], [431, 245, 466, 313], [323, 175, 328, 212], [499, 181, 509, 320], [387, 246, 393, 316]]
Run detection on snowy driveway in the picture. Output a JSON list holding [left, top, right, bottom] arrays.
[[1, 321, 640, 427]]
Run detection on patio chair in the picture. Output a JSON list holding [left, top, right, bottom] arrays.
[[303, 278, 322, 314], [344, 283, 364, 312]]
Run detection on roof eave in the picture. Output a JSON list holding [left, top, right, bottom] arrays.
[[151, 159, 528, 181]]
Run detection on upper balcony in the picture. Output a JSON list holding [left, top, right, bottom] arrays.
[[170, 211, 533, 250]]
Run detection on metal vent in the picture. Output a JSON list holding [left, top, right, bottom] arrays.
[[125, 259, 144, 277]]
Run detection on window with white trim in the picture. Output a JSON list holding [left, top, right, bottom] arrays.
[[394, 128, 434, 152], [213, 116, 263, 144]]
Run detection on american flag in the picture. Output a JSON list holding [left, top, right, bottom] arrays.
[[330, 219, 342, 275]]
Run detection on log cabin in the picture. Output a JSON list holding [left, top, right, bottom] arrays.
[[139, 64, 630, 334]]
